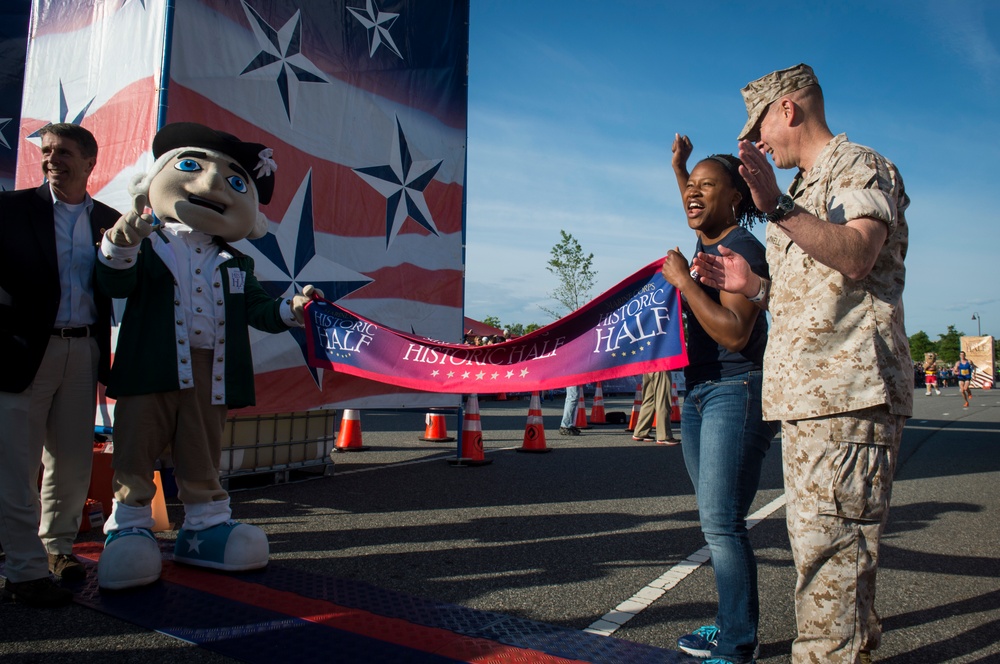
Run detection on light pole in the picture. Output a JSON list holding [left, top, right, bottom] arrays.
[[972, 312, 981, 336]]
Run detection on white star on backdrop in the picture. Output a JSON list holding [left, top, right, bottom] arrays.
[[347, 0, 403, 59], [353, 116, 443, 248], [27, 81, 95, 143], [0, 119, 11, 150], [240, 170, 371, 386], [240, 1, 328, 122]]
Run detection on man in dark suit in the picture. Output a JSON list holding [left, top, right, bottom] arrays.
[[0, 123, 118, 607]]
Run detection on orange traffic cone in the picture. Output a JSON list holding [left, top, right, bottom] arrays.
[[670, 380, 682, 423], [626, 383, 642, 431], [334, 409, 366, 452], [151, 471, 171, 532], [449, 395, 492, 466], [518, 391, 550, 453], [574, 387, 591, 430], [420, 409, 455, 442], [589, 382, 607, 424]]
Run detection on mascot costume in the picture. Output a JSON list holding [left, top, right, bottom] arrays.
[[95, 123, 316, 589]]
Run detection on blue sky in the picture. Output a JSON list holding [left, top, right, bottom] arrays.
[[463, 0, 1000, 341]]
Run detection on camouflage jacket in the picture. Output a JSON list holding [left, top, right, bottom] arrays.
[[763, 134, 913, 421]]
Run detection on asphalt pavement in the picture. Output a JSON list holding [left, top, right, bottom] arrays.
[[2, 387, 999, 663]]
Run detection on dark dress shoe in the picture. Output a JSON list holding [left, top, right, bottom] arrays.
[[3, 577, 73, 607], [48, 553, 86, 582]]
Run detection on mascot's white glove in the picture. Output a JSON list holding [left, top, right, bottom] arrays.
[[291, 284, 324, 325], [108, 194, 155, 247]]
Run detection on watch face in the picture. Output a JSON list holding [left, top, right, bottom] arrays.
[[767, 195, 794, 222]]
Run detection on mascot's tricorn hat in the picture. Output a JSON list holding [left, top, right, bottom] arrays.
[[151, 122, 276, 205]]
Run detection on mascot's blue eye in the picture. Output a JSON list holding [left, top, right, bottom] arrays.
[[175, 159, 201, 172], [227, 175, 248, 193]]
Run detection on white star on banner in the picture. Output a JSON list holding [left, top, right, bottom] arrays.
[[239, 170, 371, 387], [240, 1, 329, 122], [27, 81, 95, 143], [0, 119, 11, 150], [347, 0, 403, 59], [353, 116, 443, 248]]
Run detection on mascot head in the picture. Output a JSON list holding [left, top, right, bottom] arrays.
[[129, 122, 277, 241]]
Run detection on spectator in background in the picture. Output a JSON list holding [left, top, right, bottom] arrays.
[[631, 371, 677, 445], [559, 385, 581, 436]]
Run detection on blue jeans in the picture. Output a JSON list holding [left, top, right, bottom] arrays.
[[561, 385, 579, 428], [681, 371, 777, 664]]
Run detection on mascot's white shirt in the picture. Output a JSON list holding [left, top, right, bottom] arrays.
[[163, 222, 221, 350]]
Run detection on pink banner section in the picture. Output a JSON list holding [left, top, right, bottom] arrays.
[[304, 259, 688, 394]]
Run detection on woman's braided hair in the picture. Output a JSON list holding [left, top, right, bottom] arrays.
[[703, 154, 767, 229]]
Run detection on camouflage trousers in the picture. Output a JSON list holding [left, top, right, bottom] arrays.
[[781, 405, 905, 664]]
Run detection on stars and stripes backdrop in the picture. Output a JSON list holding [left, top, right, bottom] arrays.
[[17, 0, 468, 415], [0, 1, 30, 191]]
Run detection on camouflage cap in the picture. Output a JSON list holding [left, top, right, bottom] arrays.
[[738, 63, 818, 142]]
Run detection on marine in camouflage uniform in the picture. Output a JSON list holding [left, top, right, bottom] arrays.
[[767, 133, 911, 664], [714, 64, 913, 663]]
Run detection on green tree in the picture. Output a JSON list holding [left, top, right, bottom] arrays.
[[936, 325, 964, 365], [482, 315, 502, 330], [542, 230, 597, 319], [505, 322, 535, 337], [908, 330, 936, 362]]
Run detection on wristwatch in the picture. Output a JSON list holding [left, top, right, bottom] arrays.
[[766, 194, 795, 223]]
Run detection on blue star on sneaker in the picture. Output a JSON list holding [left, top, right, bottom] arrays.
[[172, 521, 269, 572]]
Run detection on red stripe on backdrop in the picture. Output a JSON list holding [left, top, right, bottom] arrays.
[[16, 76, 159, 193], [342, 265, 463, 308], [29, 0, 115, 37], [163, 85, 463, 238]]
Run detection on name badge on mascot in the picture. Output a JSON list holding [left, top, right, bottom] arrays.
[[228, 268, 247, 294]]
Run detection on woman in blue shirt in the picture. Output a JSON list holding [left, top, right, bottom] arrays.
[[660, 135, 777, 664]]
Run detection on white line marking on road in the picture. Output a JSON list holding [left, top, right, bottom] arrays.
[[584, 493, 788, 636]]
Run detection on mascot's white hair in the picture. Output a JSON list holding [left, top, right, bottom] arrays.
[[128, 146, 270, 239]]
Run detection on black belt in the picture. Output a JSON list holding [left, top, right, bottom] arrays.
[[51, 325, 92, 338]]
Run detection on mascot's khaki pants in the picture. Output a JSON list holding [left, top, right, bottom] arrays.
[[111, 350, 229, 507], [781, 406, 904, 664]]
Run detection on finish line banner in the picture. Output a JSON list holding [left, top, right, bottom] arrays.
[[304, 259, 688, 393]]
